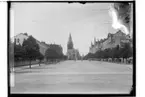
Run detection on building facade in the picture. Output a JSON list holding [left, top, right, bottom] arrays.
[[89, 30, 132, 54]]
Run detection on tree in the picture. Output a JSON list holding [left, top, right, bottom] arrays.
[[37, 52, 44, 66], [112, 45, 121, 58], [22, 36, 40, 68], [120, 42, 132, 59], [45, 48, 59, 62], [48, 44, 63, 57], [63, 55, 67, 60], [113, 3, 132, 35], [14, 41, 25, 61]]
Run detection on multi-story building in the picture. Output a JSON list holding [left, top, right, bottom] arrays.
[[89, 30, 131, 54]]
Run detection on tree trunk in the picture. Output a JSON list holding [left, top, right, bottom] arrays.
[[39, 60, 41, 66], [29, 60, 31, 68]]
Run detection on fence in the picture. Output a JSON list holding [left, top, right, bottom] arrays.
[[14, 60, 44, 67], [10, 59, 65, 67], [88, 57, 133, 64]]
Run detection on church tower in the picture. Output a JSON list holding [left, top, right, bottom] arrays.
[[67, 33, 80, 60], [67, 33, 73, 50], [94, 37, 96, 45]]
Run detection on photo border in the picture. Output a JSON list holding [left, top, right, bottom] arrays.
[[7, 1, 136, 97]]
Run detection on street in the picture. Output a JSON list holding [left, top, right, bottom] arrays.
[[10, 60, 133, 94]]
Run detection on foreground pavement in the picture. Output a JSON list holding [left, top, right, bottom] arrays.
[[10, 60, 133, 94]]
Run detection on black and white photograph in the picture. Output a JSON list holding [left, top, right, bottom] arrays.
[[8, 1, 135, 96]]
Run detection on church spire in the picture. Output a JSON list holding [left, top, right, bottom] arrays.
[[69, 33, 72, 41], [67, 33, 73, 49], [94, 37, 96, 45], [91, 41, 93, 47]]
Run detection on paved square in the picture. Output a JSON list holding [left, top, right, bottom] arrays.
[[10, 60, 132, 94]]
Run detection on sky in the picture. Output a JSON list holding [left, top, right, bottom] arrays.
[[11, 3, 118, 55]]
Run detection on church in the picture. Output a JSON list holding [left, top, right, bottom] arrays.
[[67, 34, 80, 60]]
